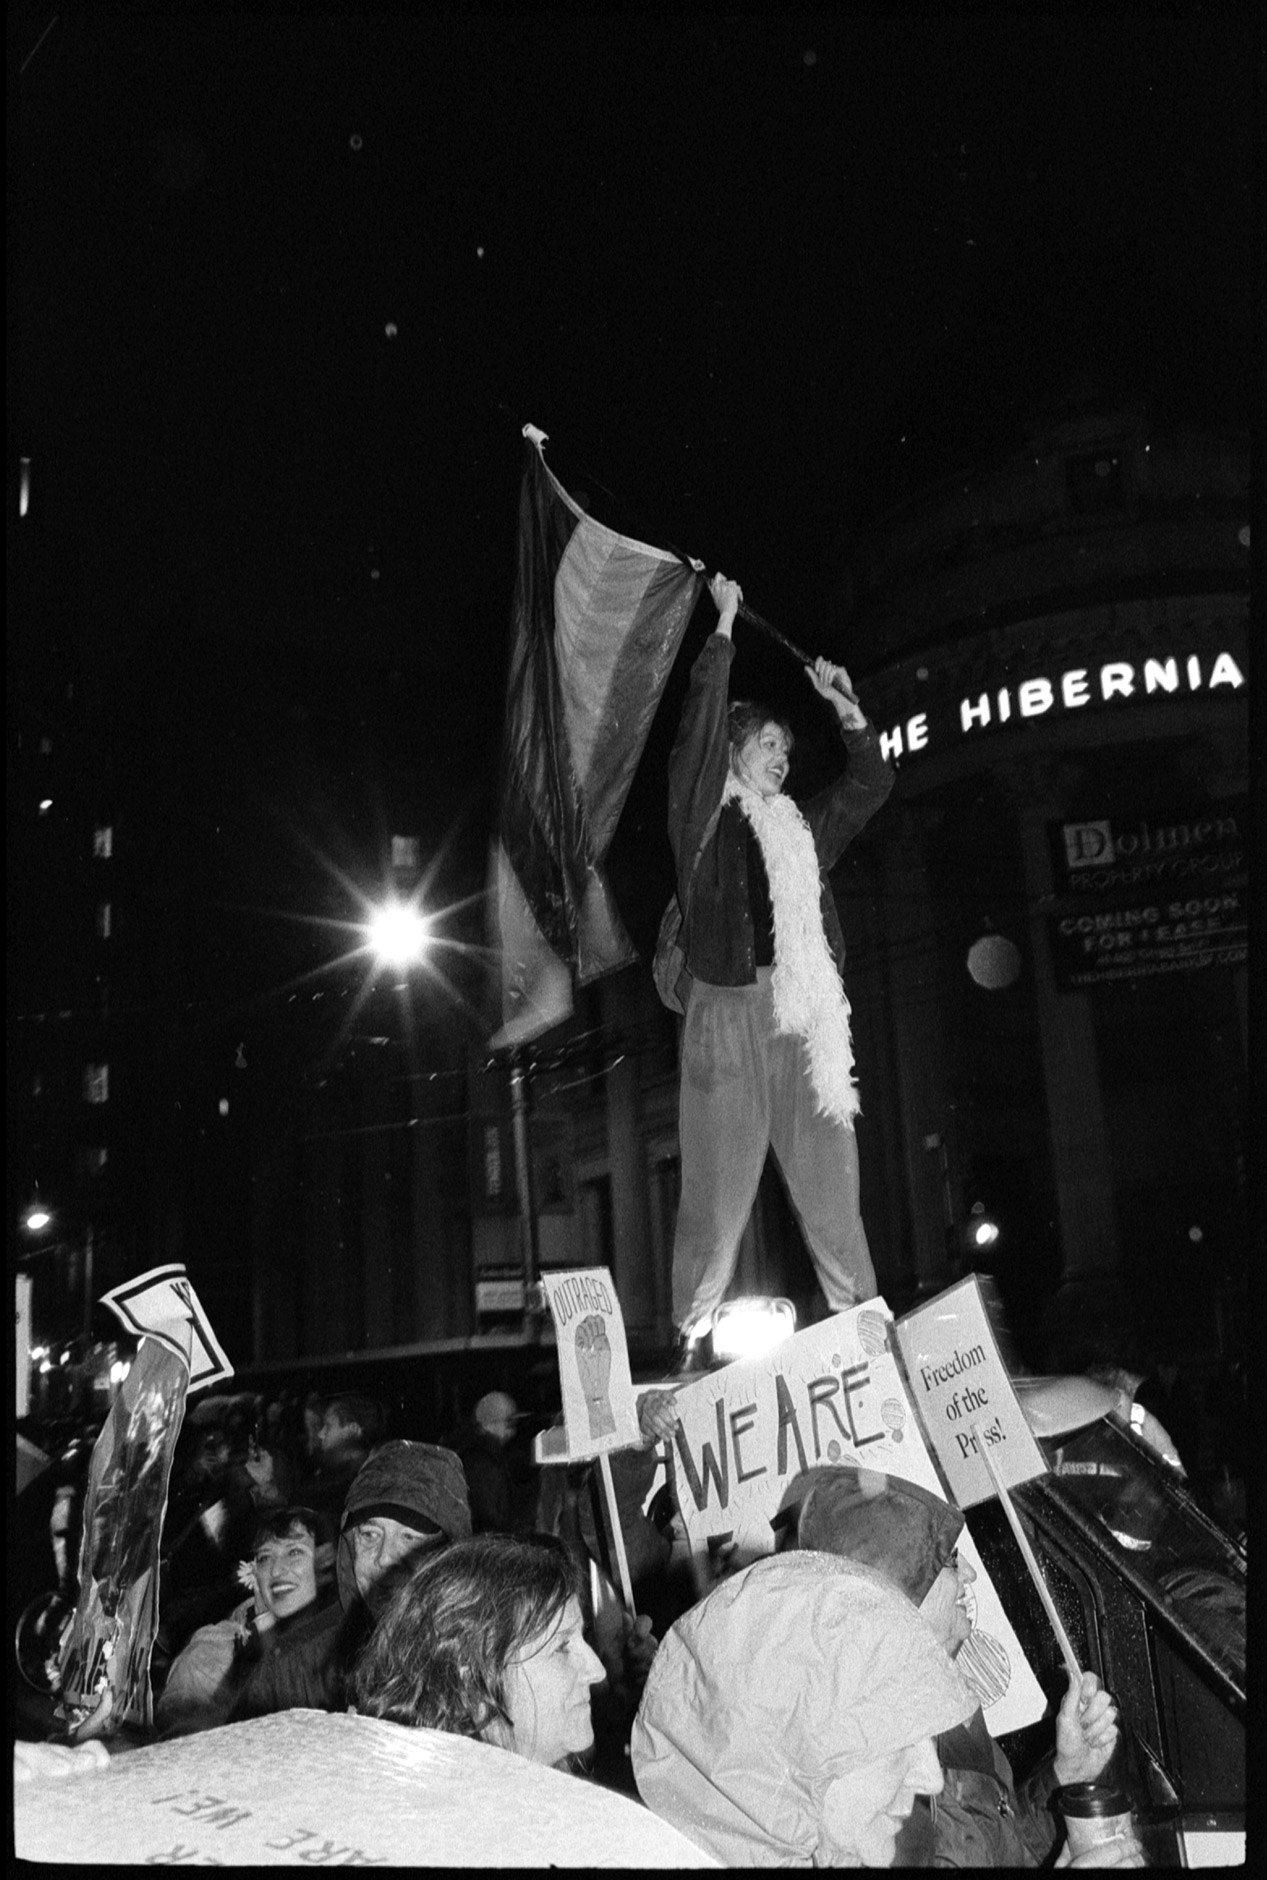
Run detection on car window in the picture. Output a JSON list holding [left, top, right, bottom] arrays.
[[1040, 1418, 1244, 1690]]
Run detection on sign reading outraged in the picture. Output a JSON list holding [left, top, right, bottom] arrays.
[[894, 1275, 1046, 1509], [667, 1301, 1045, 1737], [542, 1267, 640, 1458]]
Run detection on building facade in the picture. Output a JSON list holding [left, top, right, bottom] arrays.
[[837, 394, 1248, 1368], [14, 395, 1247, 1399]]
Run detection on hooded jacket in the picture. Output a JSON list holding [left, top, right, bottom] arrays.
[[333, 1441, 471, 1610], [773, 1463, 1060, 1868], [631, 1551, 975, 1867]]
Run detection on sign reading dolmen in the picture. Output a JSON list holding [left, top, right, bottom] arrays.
[[541, 1267, 640, 1459], [668, 1300, 1045, 1737], [894, 1274, 1047, 1509]]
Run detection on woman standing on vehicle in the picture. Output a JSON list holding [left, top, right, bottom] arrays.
[[665, 573, 894, 1368]]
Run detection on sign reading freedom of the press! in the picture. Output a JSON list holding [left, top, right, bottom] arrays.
[[894, 1275, 1047, 1508], [667, 1301, 1046, 1737], [542, 1267, 641, 1459]]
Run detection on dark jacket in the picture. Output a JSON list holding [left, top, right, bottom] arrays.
[[226, 1587, 356, 1721], [895, 1706, 1061, 1867], [448, 1424, 516, 1534], [669, 633, 893, 986]]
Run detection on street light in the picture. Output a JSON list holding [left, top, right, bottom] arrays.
[[23, 1205, 53, 1234], [366, 899, 430, 970]]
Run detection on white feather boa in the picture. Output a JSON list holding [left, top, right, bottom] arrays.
[[724, 775, 860, 1126]]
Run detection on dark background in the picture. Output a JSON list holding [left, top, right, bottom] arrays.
[[10, 6, 1255, 1185]]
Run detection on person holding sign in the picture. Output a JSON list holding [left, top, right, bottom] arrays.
[[632, 1550, 974, 1865], [773, 1465, 1139, 1868], [663, 574, 893, 1369], [350, 1533, 607, 1772]]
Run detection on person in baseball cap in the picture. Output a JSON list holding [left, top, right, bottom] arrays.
[[772, 1463, 964, 1600]]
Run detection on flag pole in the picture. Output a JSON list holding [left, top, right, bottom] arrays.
[[507, 1049, 545, 1342], [519, 425, 860, 706]]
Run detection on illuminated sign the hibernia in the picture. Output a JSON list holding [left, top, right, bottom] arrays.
[[880, 648, 1246, 762]]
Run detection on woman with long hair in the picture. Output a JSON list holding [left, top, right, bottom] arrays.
[[349, 1533, 606, 1771]]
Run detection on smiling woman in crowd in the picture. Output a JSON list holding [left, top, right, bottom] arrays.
[[155, 1505, 334, 1738], [348, 1532, 607, 1771]]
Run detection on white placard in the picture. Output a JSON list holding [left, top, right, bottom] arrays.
[[541, 1268, 640, 1458], [14, 1709, 720, 1867], [100, 1263, 233, 1392], [895, 1275, 1047, 1508], [667, 1301, 1046, 1736]]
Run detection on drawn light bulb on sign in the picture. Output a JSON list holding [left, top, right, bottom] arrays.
[[881, 1397, 907, 1443], [858, 1311, 889, 1357]]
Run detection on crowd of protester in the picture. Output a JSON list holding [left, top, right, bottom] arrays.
[[11, 1366, 1168, 1868]]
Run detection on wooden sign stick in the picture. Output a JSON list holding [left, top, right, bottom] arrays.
[[597, 1450, 636, 1614], [971, 1422, 1082, 1681]]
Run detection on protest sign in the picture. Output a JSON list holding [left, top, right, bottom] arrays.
[[14, 1708, 720, 1867], [58, 1334, 190, 1735], [541, 1268, 640, 1459], [666, 1301, 1046, 1736], [101, 1262, 234, 1391], [57, 1267, 232, 1737], [541, 1267, 642, 1610], [894, 1275, 1047, 1508]]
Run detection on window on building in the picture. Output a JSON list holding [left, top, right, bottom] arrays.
[[83, 1064, 109, 1104], [80, 1146, 109, 1176], [391, 834, 420, 872], [93, 825, 113, 859], [96, 902, 112, 939]]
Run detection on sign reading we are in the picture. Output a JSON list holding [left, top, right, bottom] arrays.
[[665, 1301, 1047, 1738], [669, 1304, 921, 1557]]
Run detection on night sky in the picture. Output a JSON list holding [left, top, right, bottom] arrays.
[[12, 9, 1254, 1010]]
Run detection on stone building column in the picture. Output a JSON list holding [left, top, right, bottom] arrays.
[[871, 805, 958, 1295], [1005, 760, 1119, 1286]]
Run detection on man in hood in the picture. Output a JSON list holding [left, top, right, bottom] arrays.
[[632, 1550, 976, 1865], [772, 1464, 1133, 1868], [229, 1440, 471, 1720]]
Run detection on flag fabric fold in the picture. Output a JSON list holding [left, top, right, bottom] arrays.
[[490, 432, 704, 1046]]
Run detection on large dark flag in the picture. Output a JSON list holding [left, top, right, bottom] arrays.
[[490, 428, 704, 1045]]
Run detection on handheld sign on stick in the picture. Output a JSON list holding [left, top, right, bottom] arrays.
[[971, 1421, 1083, 1681], [540, 1268, 641, 1613], [894, 1275, 1046, 1508]]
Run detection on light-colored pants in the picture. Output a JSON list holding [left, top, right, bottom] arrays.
[[672, 969, 877, 1334]]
